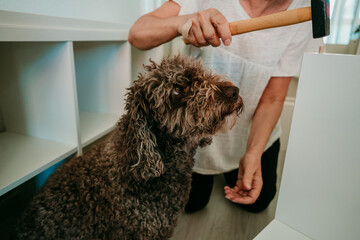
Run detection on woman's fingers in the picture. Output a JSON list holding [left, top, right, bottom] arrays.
[[186, 8, 231, 47], [197, 10, 221, 47], [210, 11, 232, 46], [190, 17, 209, 46]]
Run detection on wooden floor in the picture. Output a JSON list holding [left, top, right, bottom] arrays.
[[171, 151, 286, 240]]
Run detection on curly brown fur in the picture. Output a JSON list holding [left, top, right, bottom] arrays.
[[16, 55, 243, 239]]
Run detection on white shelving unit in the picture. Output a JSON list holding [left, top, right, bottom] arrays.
[[0, 10, 131, 196], [256, 53, 360, 240], [73, 41, 130, 147]]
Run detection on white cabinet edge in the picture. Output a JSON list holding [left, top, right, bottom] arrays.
[[254, 220, 311, 240], [0, 10, 131, 41]]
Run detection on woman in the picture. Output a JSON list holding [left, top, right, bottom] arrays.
[[129, 0, 323, 213]]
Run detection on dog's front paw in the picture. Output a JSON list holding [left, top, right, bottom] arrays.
[[199, 137, 212, 147]]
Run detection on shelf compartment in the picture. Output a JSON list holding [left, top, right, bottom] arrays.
[[0, 132, 76, 196], [0, 42, 79, 196], [78, 111, 119, 147], [73, 41, 131, 147]]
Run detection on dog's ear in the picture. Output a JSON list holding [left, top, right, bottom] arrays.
[[129, 117, 165, 181], [125, 82, 165, 181]]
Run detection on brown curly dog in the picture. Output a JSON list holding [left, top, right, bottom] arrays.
[[16, 55, 243, 239]]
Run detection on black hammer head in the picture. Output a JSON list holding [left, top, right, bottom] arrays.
[[311, 0, 330, 38]]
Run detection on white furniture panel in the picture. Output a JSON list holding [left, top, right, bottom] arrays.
[[0, 10, 130, 42], [254, 220, 311, 240], [0, 42, 79, 144], [0, 42, 79, 195], [277, 53, 360, 240], [0, 133, 76, 196], [256, 53, 360, 240], [0, 11, 132, 196], [0, 0, 156, 24], [78, 111, 119, 147], [73, 41, 130, 146]]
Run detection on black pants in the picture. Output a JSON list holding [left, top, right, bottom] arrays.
[[185, 139, 280, 213]]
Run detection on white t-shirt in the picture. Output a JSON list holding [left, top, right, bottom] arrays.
[[171, 0, 323, 174]]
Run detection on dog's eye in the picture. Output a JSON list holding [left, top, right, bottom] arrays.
[[173, 85, 184, 96]]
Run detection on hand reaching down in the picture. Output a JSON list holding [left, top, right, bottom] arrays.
[[224, 153, 263, 204]]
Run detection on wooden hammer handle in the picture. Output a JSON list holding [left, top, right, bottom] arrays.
[[229, 7, 311, 35], [183, 7, 311, 44]]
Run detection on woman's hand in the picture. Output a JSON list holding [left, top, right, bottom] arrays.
[[224, 76, 291, 205], [224, 153, 262, 204], [182, 8, 232, 47], [129, 1, 232, 50]]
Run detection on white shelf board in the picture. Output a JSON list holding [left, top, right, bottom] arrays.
[[79, 111, 119, 147], [0, 132, 77, 196], [0, 10, 130, 42], [254, 220, 311, 240], [275, 54, 360, 240]]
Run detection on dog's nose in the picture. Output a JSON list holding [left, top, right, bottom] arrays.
[[219, 85, 239, 100]]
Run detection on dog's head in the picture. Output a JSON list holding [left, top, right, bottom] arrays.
[[124, 55, 242, 180], [127, 55, 242, 138]]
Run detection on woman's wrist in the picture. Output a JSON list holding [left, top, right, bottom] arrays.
[[244, 146, 264, 161], [174, 14, 195, 36]]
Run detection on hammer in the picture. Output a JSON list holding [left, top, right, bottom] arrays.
[[183, 0, 329, 42]]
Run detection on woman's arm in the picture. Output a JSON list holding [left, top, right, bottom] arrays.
[[225, 76, 292, 204], [246, 76, 292, 160], [128, 1, 232, 50], [128, 1, 183, 50]]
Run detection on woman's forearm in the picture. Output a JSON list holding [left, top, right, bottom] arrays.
[[128, 14, 191, 50], [128, 1, 232, 50], [246, 77, 291, 158], [246, 97, 284, 158]]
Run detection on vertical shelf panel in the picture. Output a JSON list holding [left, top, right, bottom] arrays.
[[73, 41, 131, 146], [276, 54, 360, 240], [0, 42, 79, 196]]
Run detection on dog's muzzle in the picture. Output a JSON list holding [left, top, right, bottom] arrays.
[[218, 85, 243, 117]]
